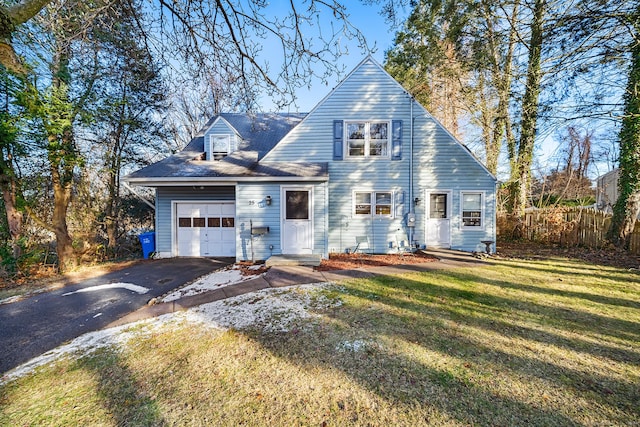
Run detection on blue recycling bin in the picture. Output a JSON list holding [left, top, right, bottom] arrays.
[[138, 231, 156, 259]]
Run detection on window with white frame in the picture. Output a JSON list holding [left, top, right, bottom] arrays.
[[210, 134, 231, 160], [461, 192, 484, 228], [354, 191, 394, 218], [346, 121, 390, 158]]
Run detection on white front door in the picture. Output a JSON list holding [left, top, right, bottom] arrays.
[[176, 202, 235, 257], [281, 188, 313, 254], [426, 191, 451, 248]]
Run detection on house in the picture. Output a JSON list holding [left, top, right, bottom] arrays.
[[124, 57, 497, 261]]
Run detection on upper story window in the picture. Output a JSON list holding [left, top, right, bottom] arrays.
[[461, 191, 484, 229], [354, 190, 394, 218], [346, 121, 390, 158], [210, 134, 231, 160]]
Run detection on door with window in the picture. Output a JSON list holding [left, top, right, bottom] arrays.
[[281, 188, 313, 254], [426, 191, 451, 248]]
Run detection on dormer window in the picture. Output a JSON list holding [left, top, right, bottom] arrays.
[[210, 134, 231, 160]]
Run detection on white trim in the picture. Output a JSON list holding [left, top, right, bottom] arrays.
[[202, 115, 236, 139], [459, 190, 486, 230], [124, 176, 328, 186], [209, 134, 231, 159], [352, 189, 395, 219], [280, 185, 314, 255], [424, 189, 452, 248], [171, 201, 236, 257]]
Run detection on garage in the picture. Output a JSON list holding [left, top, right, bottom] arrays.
[[175, 202, 235, 257]]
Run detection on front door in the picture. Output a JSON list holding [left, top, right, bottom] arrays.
[[426, 191, 451, 248], [282, 188, 313, 254]]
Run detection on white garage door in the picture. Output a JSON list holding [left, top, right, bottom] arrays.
[[176, 202, 235, 257]]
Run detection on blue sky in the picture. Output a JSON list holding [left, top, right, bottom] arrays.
[[255, 2, 615, 179], [261, 1, 405, 112]]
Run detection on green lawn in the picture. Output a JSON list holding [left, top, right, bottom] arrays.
[[1, 256, 639, 426]]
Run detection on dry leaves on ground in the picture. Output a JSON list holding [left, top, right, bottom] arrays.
[[315, 251, 438, 271]]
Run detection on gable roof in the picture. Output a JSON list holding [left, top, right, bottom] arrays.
[[123, 112, 328, 185], [183, 113, 306, 157], [262, 56, 495, 180]]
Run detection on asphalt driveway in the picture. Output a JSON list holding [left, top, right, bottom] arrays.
[[0, 257, 232, 374]]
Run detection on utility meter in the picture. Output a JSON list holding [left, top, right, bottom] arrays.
[[407, 213, 416, 227]]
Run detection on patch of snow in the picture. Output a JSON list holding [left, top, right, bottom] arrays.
[[1, 282, 340, 385], [161, 267, 258, 302], [0, 295, 22, 305], [183, 282, 334, 333], [1, 317, 172, 385], [337, 340, 369, 352], [61, 283, 150, 296]]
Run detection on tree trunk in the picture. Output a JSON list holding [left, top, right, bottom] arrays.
[[50, 144, 76, 271], [104, 97, 126, 250], [508, 0, 545, 236], [47, 40, 78, 272], [483, 0, 519, 176], [105, 167, 118, 249], [0, 173, 23, 259], [607, 14, 640, 248]]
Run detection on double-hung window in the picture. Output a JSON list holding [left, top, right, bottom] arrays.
[[354, 191, 393, 218], [210, 134, 231, 160], [346, 121, 389, 158], [461, 192, 484, 228]]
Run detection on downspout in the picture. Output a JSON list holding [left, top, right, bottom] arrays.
[[409, 95, 414, 213], [408, 94, 415, 248]]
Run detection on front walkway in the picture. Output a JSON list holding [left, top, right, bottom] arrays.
[[108, 248, 486, 328]]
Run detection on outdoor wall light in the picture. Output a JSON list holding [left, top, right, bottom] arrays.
[[265, 195, 272, 206], [414, 197, 421, 206]]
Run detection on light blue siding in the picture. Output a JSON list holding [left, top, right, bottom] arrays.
[[151, 57, 496, 259], [155, 186, 235, 256], [236, 182, 327, 261], [203, 119, 238, 160], [235, 183, 280, 261], [264, 58, 496, 253]]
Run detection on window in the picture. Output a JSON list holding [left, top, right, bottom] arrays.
[[355, 192, 371, 215], [285, 191, 310, 220], [461, 192, 483, 228], [346, 121, 389, 158], [430, 194, 448, 219], [210, 134, 231, 160], [354, 191, 394, 218]]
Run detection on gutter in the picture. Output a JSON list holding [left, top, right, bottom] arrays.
[[408, 94, 415, 248], [409, 96, 414, 214], [123, 175, 329, 186]]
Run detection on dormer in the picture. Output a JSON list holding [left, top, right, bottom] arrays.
[[203, 116, 239, 161]]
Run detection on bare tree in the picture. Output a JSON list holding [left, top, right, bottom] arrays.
[[5, 0, 365, 108]]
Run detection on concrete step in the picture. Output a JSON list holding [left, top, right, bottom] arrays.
[[265, 254, 322, 267]]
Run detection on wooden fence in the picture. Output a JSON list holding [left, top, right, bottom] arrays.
[[518, 207, 640, 255]]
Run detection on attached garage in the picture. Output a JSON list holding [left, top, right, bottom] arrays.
[[175, 202, 235, 257]]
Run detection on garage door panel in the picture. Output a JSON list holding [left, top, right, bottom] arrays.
[[176, 202, 235, 257], [221, 204, 235, 215], [207, 204, 222, 216]]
